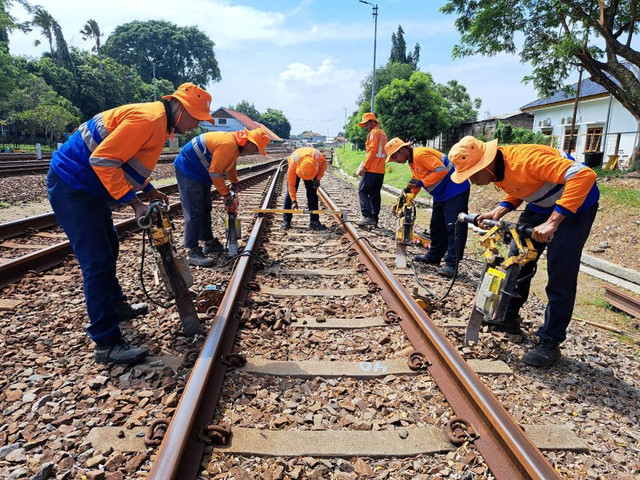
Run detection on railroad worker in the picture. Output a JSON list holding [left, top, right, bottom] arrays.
[[356, 112, 388, 228], [47, 82, 214, 364], [281, 147, 327, 231], [173, 128, 270, 267], [385, 138, 470, 278], [448, 136, 599, 367]]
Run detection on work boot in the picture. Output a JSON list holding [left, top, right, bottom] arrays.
[[356, 217, 376, 227], [281, 218, 292, 230], [115, 299, 148, 322], [437, 265, 456, 278], [94, 340, 149, 364], [523, 339, 561, 367], [309, 219, 327, 231], [414, 254, 440, 265], [485, 316, 526, 337], [188, 247, 216, 267], [203, 238, 224, 254]]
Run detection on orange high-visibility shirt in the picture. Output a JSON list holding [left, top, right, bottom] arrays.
[[287, 147, 327, 201], [496, 145, 598, 214], [362, 126, 388, 174], [202, 132, 240, 195]]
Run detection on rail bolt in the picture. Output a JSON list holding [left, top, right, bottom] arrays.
[[144, 419, 169, 447], [384, 310, 401, 324], [181, 348, 200, 368], [221, 353, 247, 368], [199, 423, 232, 445], [407, 350, 430, 371], [446, 417, 479, 446]]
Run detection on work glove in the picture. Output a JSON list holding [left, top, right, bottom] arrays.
[[407, 178, 422, 191], [291, 200, 299, 210], [312, 178, 321, 189]]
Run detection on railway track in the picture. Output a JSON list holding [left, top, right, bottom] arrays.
[[145, 161, 568, 480], [0, 159, 283, 287], [1, 162, 638, 479], [0, 147, 293, 176]]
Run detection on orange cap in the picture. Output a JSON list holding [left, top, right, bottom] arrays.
[[358, 112, 379, 127], [245, 127, 270, 155], [163, 83, 214, 124], [449, 136, 498, 183], [384, 137, 412, 162], [297, 157, 318, 180]]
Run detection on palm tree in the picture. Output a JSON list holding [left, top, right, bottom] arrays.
[[1, 0, 33, 43], [31, 6, 54, 55], [80, 19, 101, 53]]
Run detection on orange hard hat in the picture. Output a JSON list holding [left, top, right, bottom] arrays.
[[245, 127, 270, 155], [448, 136, 498, 183], [297, 156, 318, 180], [358, 112, 379, 127], [384, 137, 412, 162], [163, 83, 214, 124]]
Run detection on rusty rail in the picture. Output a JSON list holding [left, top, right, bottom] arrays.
[[147, 159, 286, 480], [318, 188, 560, 480], [604, 285, 640, 318], [0, 161, 281, 288]]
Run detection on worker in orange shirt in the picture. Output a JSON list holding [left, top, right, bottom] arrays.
[[385, 138, 471, 278], [47, 83, 214, 364], [356, 112, 388, 227], [281, 147, 327, 231], [173, 128, 270, 267], [449, 136, 599, 367]]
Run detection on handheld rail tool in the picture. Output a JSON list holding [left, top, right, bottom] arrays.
[[457, 213, 538, 346], [138, 200, 203, 337], [225, 190, 241, 257], [393, 191, 416, 268]]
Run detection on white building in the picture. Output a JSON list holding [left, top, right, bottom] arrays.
[[521, 77, 639, 167]]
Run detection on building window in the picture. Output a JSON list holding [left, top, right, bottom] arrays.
[[217, 118, 227, 125], [562, 128, 578, 152], [585, 127, 603, 152]]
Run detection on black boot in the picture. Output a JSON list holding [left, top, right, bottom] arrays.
[[115, 299, 148, 321], [414, 254, 440, 265], [485, 316, 526, 337], [281, 218, 291, 230], [523, 339, 561, 367], [188, 247, 216, 267], [203, 238, 224, 254], [309, 219, 326, 231], [94, 340, 149, 364]]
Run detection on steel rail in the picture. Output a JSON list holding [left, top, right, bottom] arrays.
[[0, 164, 279, 288], [318, 188, 560, 480], [0, 159, 283, 241], [148, 159, 286, 480], [604, 284, 640, 318]]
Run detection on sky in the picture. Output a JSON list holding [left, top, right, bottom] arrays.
[[8, 0, 556, 136]]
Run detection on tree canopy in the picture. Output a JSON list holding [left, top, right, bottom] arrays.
[[389, 25, 420, 68], [232, 100, 261, 121], [260, 108, 291, 139], [102, 20, 221, 87], [441, 0, 640, 125]]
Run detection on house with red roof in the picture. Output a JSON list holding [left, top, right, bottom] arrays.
[[201, 107, 284, 143]]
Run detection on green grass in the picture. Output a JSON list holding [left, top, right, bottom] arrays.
[[334, 146, 413, 190], [0, 143, 55, 153], [594, 167, 626, 179], [599, 184, 640, 207]]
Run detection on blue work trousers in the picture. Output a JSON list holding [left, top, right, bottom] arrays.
[[504, 203, 598, 343], [358, 172, 385, 221], [46, 169, 125, 346], [283, 177, 319, 222], [176, 169, 214, 249], [426, 189, 469, 268]]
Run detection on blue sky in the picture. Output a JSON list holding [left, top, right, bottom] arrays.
[[8, 0, 555, 136]]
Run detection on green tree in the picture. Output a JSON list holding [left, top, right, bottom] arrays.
[[13, 103, 78, 142], [260, 108, 291, 139], [376, 72, 450, 143], [30, 6, 54, 54], [441, 0, 640, 162], [494, 121, 551, 145], [437, 80, 481, 127], [232, 100, 261, 120], [102, 20, 221, 87], [389, 25, 420, 68], [0, 44, 17, 100], [1, 0, 32, 43], [80, 19, 102, 53]]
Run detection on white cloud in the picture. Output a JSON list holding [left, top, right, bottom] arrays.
[[279, 59, 356, 87]]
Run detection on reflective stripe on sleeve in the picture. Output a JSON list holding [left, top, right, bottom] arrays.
[[89, 156, 122, 168]]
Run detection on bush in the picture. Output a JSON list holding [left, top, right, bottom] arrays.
[[494, 121, 550, 146]]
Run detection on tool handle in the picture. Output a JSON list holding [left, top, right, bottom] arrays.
[[138, 199, 167, 229], [457, 213, 534, 238]]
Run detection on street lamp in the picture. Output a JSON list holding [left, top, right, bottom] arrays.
[[359, 0, 378, 113], [152, 60, 162, 101]]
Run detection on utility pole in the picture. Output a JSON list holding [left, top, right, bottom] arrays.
[[152, 60, 161, 101], [359, 0, 378, 113]]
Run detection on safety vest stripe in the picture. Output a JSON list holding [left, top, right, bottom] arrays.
[[422, 158, 453, 193], [78, 123, 99, 152], [121, 161, 147, 188], [93, 113, 109, 139], [191, 135, 211, 170], [523, 156, 586, 207], [126, 156, 152, 178], [123, 171, 146, 191], [89, 156, 122, 168]]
